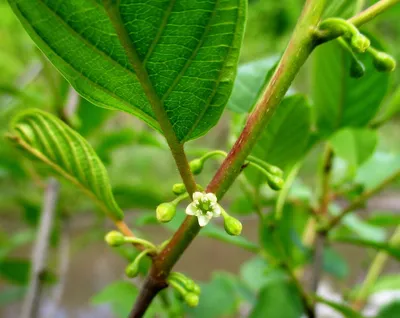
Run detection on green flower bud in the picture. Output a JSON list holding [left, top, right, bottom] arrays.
[[104, 231, 126, 247], [266, 175, 284, 191], [350, 34, 370, 53], [172, 183, 186, 195], [192, 284, 201, 295], [350, 59, 365, 78], [223, 214, 243, 236], [156, 202, 176, 223], [373, 52, 396, 72], [184, 292, 199, 307], [125, 261, 139, 278], [189, 159, 204, 175]]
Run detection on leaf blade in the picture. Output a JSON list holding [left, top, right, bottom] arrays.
[[9, 109, 124, 220]]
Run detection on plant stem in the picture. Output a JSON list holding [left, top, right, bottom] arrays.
[[349, 0, 400, 26], [352, 226, 400, 310], [324, 169, 400, 232], [20, 178, 59, 318], [315, 0, 400, 41], [131, 0, 327, 316], [310, 145, 334, 313]]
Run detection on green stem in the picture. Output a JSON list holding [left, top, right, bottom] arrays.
[[352, 226, 400, 310], [323, 169, 400, 232], [315, 0, 400, 41], [153, 0, 327, 276], [275, 161, 302, 220], [103, 0, 197, 197], [124, 237, 157, 250], [349, 0, 400, 26]]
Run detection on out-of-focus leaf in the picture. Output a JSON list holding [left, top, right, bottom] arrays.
[[188, 273, 239, 318], [323, 247, 349, 279], [0, 229, 35, 260], [356, 152, 400, 190], [227, 57, 278, 113], [367, 213, 400, 227], [9, 0, 246, 142], [0, 286, 26, 306], [330, 128, 378, 173], [0, 258, 30, 284], [91, 281, 138, 318], [316, 296, 363, 318], [323, 0, 357, 18], [360, 274, 400, 296], [374, 87, 400, 125], [376, 301, 400, 318], [113, 184, 165, 210], [330, 236, 400, 261], [8, 109, 124, 221], [240, 257, 286, 293], [249, 280, 304, 318], [312, 38, 390, 137], [76, 98, 113, 137]]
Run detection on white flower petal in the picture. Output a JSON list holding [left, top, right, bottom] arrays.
[[205, 193, 217, 203], [206, 211, 213, 218], [186, 203, 198, 216], [212, 204, 221, 217], [193, 192, 204, 201], [198, 214, 211, 227]]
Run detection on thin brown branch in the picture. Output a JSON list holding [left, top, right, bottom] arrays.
[[20, 178, 59, 318]]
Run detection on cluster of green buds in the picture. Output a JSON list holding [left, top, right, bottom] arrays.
[[318, 18, 396, 78], [167, 272, 201, 307], [104, 231, 157, 278], [189, 150, 284, 191]]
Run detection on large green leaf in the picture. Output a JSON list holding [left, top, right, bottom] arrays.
[[312, 38, 390, 137], [227, 57, 278, 113], [188, 273, 239, 318], [252, 95, 311, 171], [330, 127, 378, 174], [9, 0, 246, 142], [8, 109, 124, 221], [249, 280, 304, 318]]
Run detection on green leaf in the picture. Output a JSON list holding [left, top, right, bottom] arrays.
[[9, 0, 246, 142], [316, 296, 363, 318], [323, 247, 349, 279], [362, 274, 400, 296], [356, 152, 400, 190], [249, 280, 304, 318], [322, 0, 357, 19], [312, 38, 390, 137], [8, 109, 124, 220], [330, 128, 378, 172], [0, 258, 30, 284], [367, 212, 400, 227], [91, 281, 138, 318], [376, 301, 400, 318], [188, 273, 239, 318], [330, 236, 400, 261], [227, 57, 278, 113], [0, 286, 26, 306]]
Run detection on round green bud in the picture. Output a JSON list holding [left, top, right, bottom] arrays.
[[351, 34, 370, 53], [172, 183, 186, 195], [350, 59, 365, 78], [373, 52, 396, 72], [223, 215, 243, 236], [125, 261, 139, 278], [184, 292, 199, 307], [266, 175, 284, 191], [192, 284, 201, 295], [104, 231, 126, 247], [156, 202, 176, 223], [189, 159, 204, 175]]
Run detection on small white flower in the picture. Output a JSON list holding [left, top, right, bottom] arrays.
[[186, 192, 221, 227]]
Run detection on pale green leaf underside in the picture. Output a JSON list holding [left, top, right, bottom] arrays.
[[9, 109, 124, 221], [312, 39, 389, 137], [9, 0, 246, 142]]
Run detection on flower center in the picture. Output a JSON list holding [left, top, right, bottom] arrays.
[[196, 200, 212, 214]]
